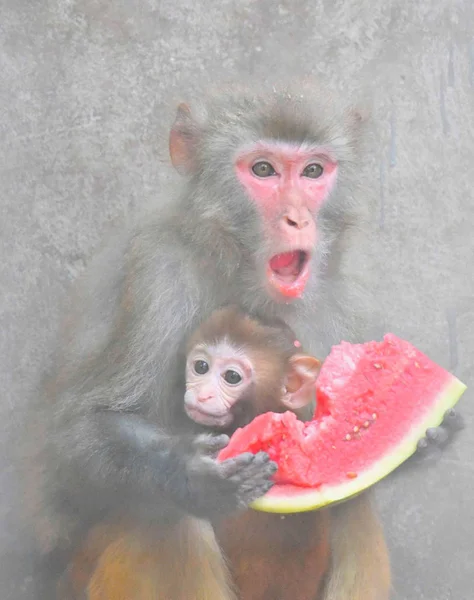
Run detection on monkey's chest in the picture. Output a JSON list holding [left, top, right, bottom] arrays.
[[214, 510, 330, 600]]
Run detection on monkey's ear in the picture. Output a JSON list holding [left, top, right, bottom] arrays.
[[169, 103, 199, 175], [281, 355, 321, 409]]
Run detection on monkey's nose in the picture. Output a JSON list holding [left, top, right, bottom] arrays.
[[282, 209, 310, 230], [197, 394, 214, 403]]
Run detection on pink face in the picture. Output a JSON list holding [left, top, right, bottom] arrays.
[[184, 342, 254, 428], [235, 142, 338, 301]]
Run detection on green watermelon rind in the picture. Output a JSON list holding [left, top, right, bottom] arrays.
[[250, 376, 467, 514]]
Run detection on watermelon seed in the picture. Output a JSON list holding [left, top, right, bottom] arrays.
[[345, 434, 352, 441], [363, 421, 370, 428], [353, 426, 359, 433], [346, 472, 358, 479], [332, 445, 336, 449], [372, 413, 378, 420], [373, 363, 382, 369], [415, 361, 420, 368]]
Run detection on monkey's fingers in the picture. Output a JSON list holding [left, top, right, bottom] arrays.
[[235, 479, 276, 508], [416, 408, 465, 451], [193, 433, 230, 455], [218, 452, 258, 477], [441, 407, 465, 431], [229, 451, 278, 482], [226, 452, 278, 505], [414, 408, 465, 463], [219, 451, 276, 478], [416, 427, 450, 454], [416, 438, 429, 452], [234, 462, 278, 491], [234, 460, 277, 507], [425, 427, 450, 445]]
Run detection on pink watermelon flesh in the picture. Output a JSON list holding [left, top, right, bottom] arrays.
[[218, 333, 466, 513]]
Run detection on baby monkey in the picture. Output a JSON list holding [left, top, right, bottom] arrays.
[[184, 305, 321, 433], [184, 306, 332, 600], [68, 308, 322, 600], [67, 309, 340, 600]]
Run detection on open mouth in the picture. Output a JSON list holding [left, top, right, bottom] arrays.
[[267, 250, 311, 299]]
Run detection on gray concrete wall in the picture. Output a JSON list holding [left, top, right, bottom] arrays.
[[1, 1, 473, 598]]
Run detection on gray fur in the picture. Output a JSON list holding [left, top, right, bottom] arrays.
[[20, 81, 457, 598]]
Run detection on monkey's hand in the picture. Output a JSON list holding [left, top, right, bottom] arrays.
[[178, 433, 277, 519], [413, 408, 464, 462]]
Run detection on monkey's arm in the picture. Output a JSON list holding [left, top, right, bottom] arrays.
[[37, 235, 277, 530], [50, 410, 276, 522]]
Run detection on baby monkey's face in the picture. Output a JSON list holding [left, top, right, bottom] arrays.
[[184, 334, 321, 431], [184, 341, 254, 429]]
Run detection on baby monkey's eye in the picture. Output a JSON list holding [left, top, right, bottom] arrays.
[[194, 360, 209, 375], [223, 370, 242, 385]]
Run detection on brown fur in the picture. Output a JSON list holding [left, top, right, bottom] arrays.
[[213, 494, 391, 600], [215, 510, 331, 600], [59, 518, 237, 600], [61, 495, 390, 600]]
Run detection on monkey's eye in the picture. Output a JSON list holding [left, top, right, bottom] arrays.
[[252, 161, 276, 178], [194, 360, 209, 375], [302, 163, 324, 179], [223, 370, 242, 385]]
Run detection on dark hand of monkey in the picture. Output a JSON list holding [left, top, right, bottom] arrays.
[[178, 434, 277, 518], [78, 413, 276, 521], [414, 407, 464, 460]]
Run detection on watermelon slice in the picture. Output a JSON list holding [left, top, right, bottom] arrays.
[[218, 333, 466, 513]]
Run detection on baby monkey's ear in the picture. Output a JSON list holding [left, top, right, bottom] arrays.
[[281, 355, 321, 410]]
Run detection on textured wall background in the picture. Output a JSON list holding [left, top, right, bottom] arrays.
[[1, 1, 473, 598]]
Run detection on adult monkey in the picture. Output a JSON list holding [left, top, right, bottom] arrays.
[[24, 80, 461, 599]]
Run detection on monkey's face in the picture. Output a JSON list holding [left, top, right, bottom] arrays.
[[234, 142, 338, 303], [168, 92, 351, 305], [184, 341, 254, 429]]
